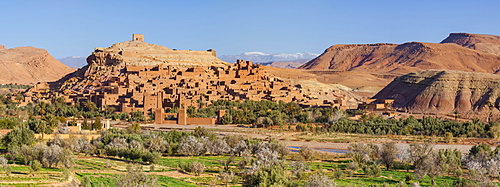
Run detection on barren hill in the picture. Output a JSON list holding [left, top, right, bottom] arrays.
[[299, 41, 500, 75], [373, 70, 500, 119], [297, 33, 500, 93], [441, 33, 500, 55], [0, 46, 74, 84]]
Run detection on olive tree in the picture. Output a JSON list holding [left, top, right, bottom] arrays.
[[379, 142, 398, 170], [2, 126, 36, 151], [116, 164, 158, 187]]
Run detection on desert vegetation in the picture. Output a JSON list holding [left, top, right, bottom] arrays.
[[4, 97, 499, 140], [0, 94, 500, 186], [0, 124, 499, 186]]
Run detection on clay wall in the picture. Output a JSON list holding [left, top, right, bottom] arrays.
[[186, 118, 216, 125], [67, 126, 81, 133]]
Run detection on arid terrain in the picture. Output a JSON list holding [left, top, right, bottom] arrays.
[[0, 45, 74, 84]]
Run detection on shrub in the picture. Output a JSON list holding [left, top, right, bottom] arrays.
[[255, 147, 279, 167], [299, 146, 316, 161], [396, 181, 407, 187], [81, 176, 92, 187], [379, 142, 398, 170], [62, 167, 71, 180], [243, 165, 289, 187], [1, 126, 36, 151], [142, 151, 161, 164], [333, 169, 345, 179], [363, 163, 381, 177], [0, 156, 7, 169], [178, 162, 191, 173], [218, 171, 235, 186], [207, 139, 230, 155], [177, 136, 206, 156], [191, 162, 205, 176], [304, 173, 335, 187], [289, 161, 309, 179], [238, 160, 247, 169], [116, 164, 158, 187], [405, 174, 414, 182], [218, 156, 234, 172], [29, 160, 42, 174]]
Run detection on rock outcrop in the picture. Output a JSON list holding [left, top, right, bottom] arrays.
[[87, 36, 226, 68], [0, 46, 74, 84], [57, 34, 228, 91], [441, 33, 500, 56], [373, 70, 500, 118]]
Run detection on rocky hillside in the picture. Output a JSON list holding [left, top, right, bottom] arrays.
[[441, 33, 500, 56], [299, 33, 500, 78], [0, 46, 74, 84], [25, 35, 361, 110], [55, 36, 229, 92], [374, 70, 500, 119]]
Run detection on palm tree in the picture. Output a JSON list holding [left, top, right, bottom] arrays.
[[15, 94, 24, 103], [453, 111, 459, 121]]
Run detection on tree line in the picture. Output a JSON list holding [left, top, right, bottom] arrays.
[[1, 94, 498, 139]]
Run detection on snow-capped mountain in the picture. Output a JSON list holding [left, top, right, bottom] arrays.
[[57, 56, 87, 69], [219, 52, 319, 63]]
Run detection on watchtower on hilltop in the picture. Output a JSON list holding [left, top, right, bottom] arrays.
[[132, 34, 144, 42]]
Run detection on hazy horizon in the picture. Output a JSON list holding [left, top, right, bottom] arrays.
[[1, 0, 499, 58]]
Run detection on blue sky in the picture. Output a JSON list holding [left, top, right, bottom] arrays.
[[0, 0, 499, 58]]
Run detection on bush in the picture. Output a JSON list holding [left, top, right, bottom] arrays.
[[396, 181, 407, 187], [62, 167, 71, 180], [29, 160, 42, 174], [304, 173, 335, 187], [116, 164, 158, 187], [0, 156, 7, 169], [1, 126, 36, 151], [218, 171, 235, 186], [333, 169, 345, 179], [81, 176, 92, 187], [405, 174, 414, 182], [289, 161, 309, 179], [299, 146, 316, 161], [178, 162, 192, 173], [177, 136, 206, 156], [191, 162, 205, 176], [363, 163, 381, 177], [142, 151, 161, 164], [243, 165, 289, 187]]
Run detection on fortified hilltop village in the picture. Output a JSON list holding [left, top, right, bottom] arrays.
[[24, 34, 360, 125]]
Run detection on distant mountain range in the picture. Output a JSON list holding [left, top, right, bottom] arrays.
[[59, 52, 320, 69], [219, 52, 319, 63], [57, 56, 87, 69]]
